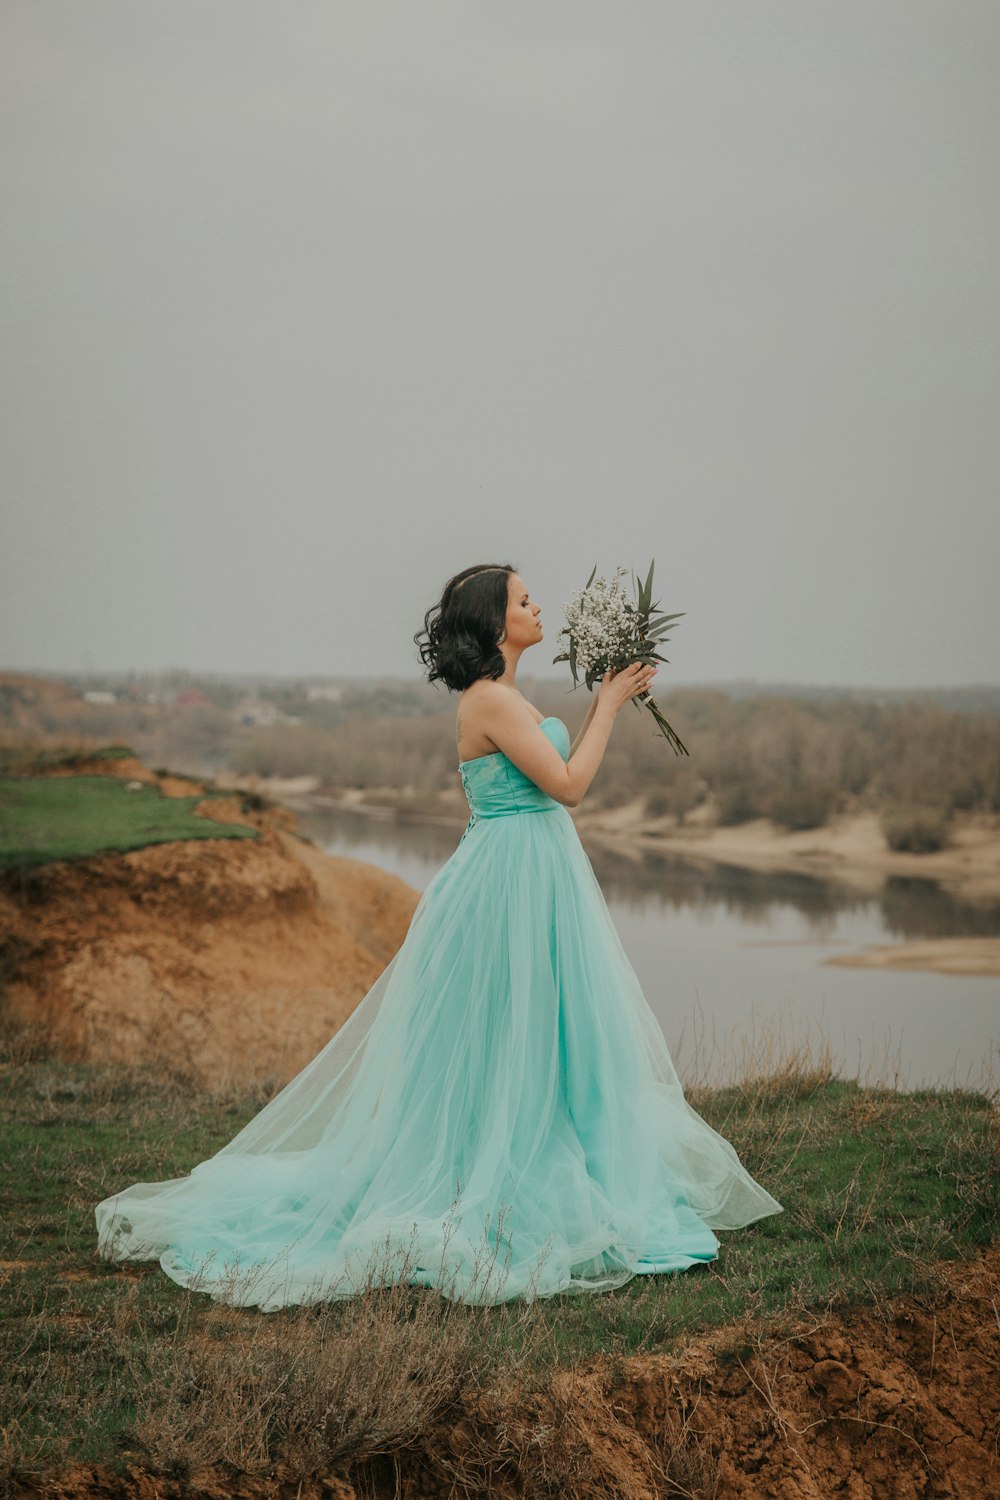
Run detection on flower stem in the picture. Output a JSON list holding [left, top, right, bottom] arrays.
[[636, 691, 689, 755]]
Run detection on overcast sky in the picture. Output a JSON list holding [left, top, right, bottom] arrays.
[[2, 1, 997, 688]]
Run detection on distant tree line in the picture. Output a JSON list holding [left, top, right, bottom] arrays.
[[227, 687, 1000, 852], [5, 674, 999, 852]]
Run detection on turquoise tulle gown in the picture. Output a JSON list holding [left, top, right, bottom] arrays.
[[95, 716, 783, 1309]]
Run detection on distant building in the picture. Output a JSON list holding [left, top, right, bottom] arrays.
[[306, 683, 343, 703], [177, 688, 211, 707], [82, 690, 117, 705], [232, 696, 296, 727]]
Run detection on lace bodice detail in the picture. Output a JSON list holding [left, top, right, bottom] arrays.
[[458, 716, 570, 832]]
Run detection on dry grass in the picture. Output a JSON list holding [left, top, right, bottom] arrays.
[[0, 729, 105, 774], [107, 1271, 543, 1479], [645, 1384, 723, 1498], [1, 1005, 997, 1495]]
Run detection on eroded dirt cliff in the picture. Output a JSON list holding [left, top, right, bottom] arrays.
[[0, 762, 419, 1091]]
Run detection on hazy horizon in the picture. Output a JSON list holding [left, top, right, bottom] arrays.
[[3, 2, 998, 690], [6, 662, 999, 706]]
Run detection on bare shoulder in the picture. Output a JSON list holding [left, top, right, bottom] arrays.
[[457, 684, 573, 806], [457, 682, 542, 760]]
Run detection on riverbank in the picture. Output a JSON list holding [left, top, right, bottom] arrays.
[[577, 805, 1000, 978], [214, 773, 1000, 901], [824, 936, 1000, 976], [213, 772, 1000, 976], [0, 758, 420, 1089], [575, 803, 1000, 902]]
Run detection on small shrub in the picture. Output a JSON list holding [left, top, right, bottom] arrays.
[[768, 780, 839, 831], [714, 776, 762, 826], [0, 1009, 59, 1065], [642, 768, 704, 823], [880, 802, 951, 853], [38, 742, 135, 769], [643, 788, 674, 819]]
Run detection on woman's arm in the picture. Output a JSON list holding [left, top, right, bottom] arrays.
[[569, 693, 599, 758], [474, 667, 648, 809]]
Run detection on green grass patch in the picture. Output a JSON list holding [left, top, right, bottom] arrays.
[[39, 744, 137, 767], [0, 742, 138, 775], [1, 1027, 996, 1489], [0, 774, 257, 869]]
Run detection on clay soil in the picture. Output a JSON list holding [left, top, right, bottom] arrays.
[[8, 1241, 999, 1498], [0, 760, 420, 1091], [447, 1241, 1000, 1500]]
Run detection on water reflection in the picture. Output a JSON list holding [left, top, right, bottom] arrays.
[[294, 804, 1000, 1094], [878, 875, 1000, 940], [298, 803, 1000, 941], [588, 846, 865, 930]]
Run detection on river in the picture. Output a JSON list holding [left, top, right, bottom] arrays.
[[294, 806, 1000, 1096]]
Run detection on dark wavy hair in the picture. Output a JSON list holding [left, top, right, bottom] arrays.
[[414, 562, 517, 692]]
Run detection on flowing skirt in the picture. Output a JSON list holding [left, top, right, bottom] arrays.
[[95, 805, 782, 1308]]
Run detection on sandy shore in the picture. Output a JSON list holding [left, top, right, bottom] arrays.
[[215, 773, 1000, 902], [573, 805, 1000, 904], [823, 937, 1000, 977], [217, 770, 1000, 910], [573, 807, 1000, 976]]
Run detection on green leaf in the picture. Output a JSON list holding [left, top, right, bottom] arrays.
[[642, 558, 655, 612]]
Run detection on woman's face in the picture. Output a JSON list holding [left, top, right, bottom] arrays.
[[504, 572, 543, 649]]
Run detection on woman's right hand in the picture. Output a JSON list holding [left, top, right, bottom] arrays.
[[597, 661, 658, 714]]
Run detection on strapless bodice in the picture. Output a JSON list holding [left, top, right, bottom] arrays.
[[458, 716, 569, 836]]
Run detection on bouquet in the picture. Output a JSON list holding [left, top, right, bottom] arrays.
[[553, 560, 689, 755]]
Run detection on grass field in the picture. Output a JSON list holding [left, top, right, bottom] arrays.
[[1, 1017, 996, 1492], [0, 769, 257, 869]]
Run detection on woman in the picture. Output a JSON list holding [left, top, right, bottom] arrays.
[[95, 562, 782, 1309]]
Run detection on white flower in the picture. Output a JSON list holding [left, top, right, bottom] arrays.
[[553, 561, 689, 755]]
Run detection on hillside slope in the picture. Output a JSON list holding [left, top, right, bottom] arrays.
[[0, 760, 419, 1090]]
